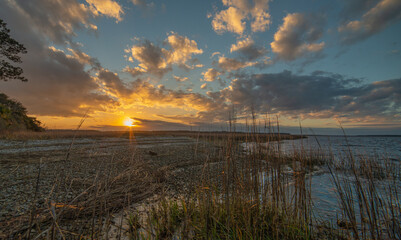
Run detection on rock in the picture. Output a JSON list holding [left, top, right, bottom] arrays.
[[148, 151, 157, 156]]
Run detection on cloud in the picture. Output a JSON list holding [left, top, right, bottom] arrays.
[[173, 76, 188, 82], [202, 68, 222, 82], [127, 80, 216, 112], [111, 79, 234, 123], [216, 70, 401, 122], [123, 66, 147, 77], [230, 37, 267, 60], [86, 0, 124, 22], [250, 6, 270, 32], [340, 0, 380, 20], [125, 40, 171, 78], [271, 13, 325, 61], [2, 0, 399, 131], [165, 32, 203, 67], [218, 56, 256, 71], [97, 69, 133, 97], [89, 117, 191, 131], [125, 33, 203, 78], [211, 52, 221, 58], [0, 1, 128, 117], [132, 0, 146, 6], [212, 7, 246, 35], [68, 48, 102, 69], [2, 0, 125, 45], [130, 117, 191, 130], [0, 46, 118, 117], [131, 0, 154, 8], [2, 0, 97, 44], [338, 0, 401, 44], [0, 3, 214, 120], [0, 0, 128, 50], [211, 0, 271, 35], [0, 0, 222, 124]]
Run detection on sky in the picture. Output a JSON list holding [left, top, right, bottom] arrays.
[[0, 0, 401, 135]]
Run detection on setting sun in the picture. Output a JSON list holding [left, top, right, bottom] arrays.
[[123, 118, 135, 127]]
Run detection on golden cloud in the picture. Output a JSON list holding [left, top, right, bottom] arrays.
[[218, 56, 256, 71], [212, 0, 271, 35], [202, 68, 222, 82], [125, 33, 203, 78], [86, 0, 124, 22]]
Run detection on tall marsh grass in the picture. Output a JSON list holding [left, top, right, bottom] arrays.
[[127, 124, 320, 239], [329, 144, 401, 239]]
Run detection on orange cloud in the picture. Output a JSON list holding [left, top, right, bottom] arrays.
[[166, 32, 203, 66], [218, 56, 256, 71], [86, 0, 124, 22], [125, 33, 203, 78], [173, 76, 189, 82], [202, 68, 222, 82], [212, 7, 246, 35], [211, 0, 271, 35]]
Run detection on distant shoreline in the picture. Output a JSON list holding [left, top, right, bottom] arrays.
[[1, 129, 305, 141], [2, 129, 401, 141], [45, 129, 401, 137]]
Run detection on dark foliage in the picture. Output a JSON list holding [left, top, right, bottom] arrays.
[[0, 18, 27, 81], [0, 93, 43, 131]]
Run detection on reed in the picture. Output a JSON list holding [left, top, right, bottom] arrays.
[[328, 143, 401, 239]]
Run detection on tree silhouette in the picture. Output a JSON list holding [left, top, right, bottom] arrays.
[[0, 18, 27, 81]]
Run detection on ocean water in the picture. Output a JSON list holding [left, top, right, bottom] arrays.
[[278, 135, 401, 161]]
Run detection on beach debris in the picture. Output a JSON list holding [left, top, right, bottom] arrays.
[[50, 202, 83, 210]]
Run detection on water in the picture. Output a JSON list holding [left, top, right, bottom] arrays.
[[278, 135, 401, 161], [245, 135, 401, 225], [289, 136, 401, 225]]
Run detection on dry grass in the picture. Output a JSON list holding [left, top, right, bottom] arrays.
[[125, 128, 318, 239], [329, 149, 401, 239]]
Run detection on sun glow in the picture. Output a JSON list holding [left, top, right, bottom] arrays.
[[123, 118, 136, 127]]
